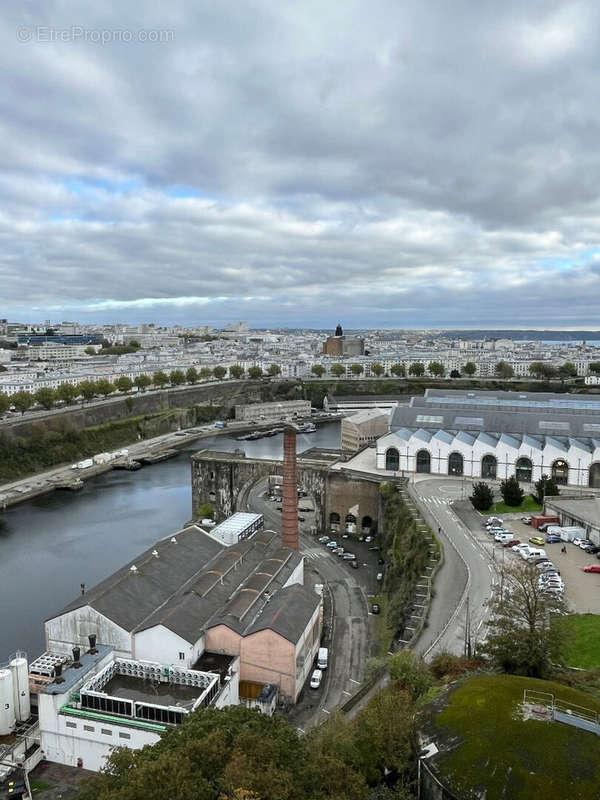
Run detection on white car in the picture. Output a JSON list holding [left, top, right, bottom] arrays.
[[310, 669, 323, 689], [326, 541, 338, 549], [573, 538, 584, 547], [486, 517, 503, 525], [513, 544, 530, 554]]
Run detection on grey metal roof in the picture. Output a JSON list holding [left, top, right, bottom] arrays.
[[244, 584, 320, 644]]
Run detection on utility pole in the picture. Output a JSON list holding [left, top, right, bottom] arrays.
[[464, 595, 472, 658]]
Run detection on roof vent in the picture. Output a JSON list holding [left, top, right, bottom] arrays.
[[152, 549, 159, 558], [72, 647, 82, 669], [88, 634, 97, 654], [130, 565, 138, 573], [171, 537, 177, 543], [53, 663, 65, 684]]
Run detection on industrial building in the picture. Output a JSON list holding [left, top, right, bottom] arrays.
[[376, 388, 600, 488], [341, 408, 390, 453], [324, 393, 402, 415], [545, 496, 600, 544], [234, 399, 311, 423]]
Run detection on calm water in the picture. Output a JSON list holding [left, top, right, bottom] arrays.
[[0, 423, 340, 660]]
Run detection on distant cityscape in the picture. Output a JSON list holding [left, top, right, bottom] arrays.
[[1, 318, 600, 400]]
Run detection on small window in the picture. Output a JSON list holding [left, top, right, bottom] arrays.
[[179, 652, 185, 660], [66, 721, 77, 729], [83, 725, 94, 732], [101, 728, 112, 736], [118, 732, 131, 740]]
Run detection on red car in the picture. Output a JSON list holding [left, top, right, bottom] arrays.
[[583, 564, 600, 573], [503, 539, 520, 548]]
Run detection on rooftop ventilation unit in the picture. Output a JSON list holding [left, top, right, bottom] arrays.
[[152, 549, 159, 558]]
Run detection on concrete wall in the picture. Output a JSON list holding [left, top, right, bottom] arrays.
[[325, 472, 379, 533], [45, 608, 131, 658], [204, 624, 243, 657], [240, 631, 296, 701], [133, 625, 205, 668]]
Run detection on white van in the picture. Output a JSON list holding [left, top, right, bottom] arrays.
[[317, 647, 328, 670], [310, 669, 323, 689], [560, 526, 586, 542], [526, 548, 546, 561], [495, 532, 514, 544]]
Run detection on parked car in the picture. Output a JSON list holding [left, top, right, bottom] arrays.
[[371, 603, 381, 614], [538, 523, 555, 532], [310, 669, 323, 689], [369, 546, 380, 551], [521, 516, 532, 525], [326, 540, 338, 549], [342, 533, 349, 539], [503, 539, 520, 548], [578, 540, 593, 550], [335, 547, 344, 556], [364, 536, 373, 543], [358, 535, 365, 542], [546, 534, 562, 544], [486, 517, 503, 525], [513, 543, 530, 553], [349, 560, 359, 569], [343, 552, 356, 560], [376, 572, 383, 581], [318, 535, 330, 543], [377, 558, 385, 565], [573, 537, 585, 547], [529, 536, 545, 546], [585, 544, 600, 554], [584, 564, 600, 573]]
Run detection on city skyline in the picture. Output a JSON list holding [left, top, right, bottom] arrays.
[[3, 2, 600, 326]]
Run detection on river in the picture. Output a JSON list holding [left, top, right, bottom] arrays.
[[0, 422, 340, 660]]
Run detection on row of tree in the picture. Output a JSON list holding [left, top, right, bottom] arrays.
[[0, 364, 287, 414]]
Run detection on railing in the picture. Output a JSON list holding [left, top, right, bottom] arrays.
[[523, 689, 600, 734]]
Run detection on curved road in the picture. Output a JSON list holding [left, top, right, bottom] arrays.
[[410, 477, 499, 658], [243, 478, 371, 731]]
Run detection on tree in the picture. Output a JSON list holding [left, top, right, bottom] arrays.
[[450, 369, 461, 378], [0, 394, 10, 415], [84, 346, 96, 355], [267, 364, 281, 377], [428, 361, 445, 377], [134, 374, 151, 392], [463, 361, 477, 376], [95, 379, 115, 398], [529, 362, 557, 380], [311, 364, 325, 377], [34, 387, 56, 410], [57, 383, 78, 405], [500, 475, 524, 506], [479, 560, 567, 677], [77, 380, 96, 402], [558, 362, 577, 379], [213, 366, 227, 380], [199, 367, 213, 379], [185, 367, 199, 384], [152, 371, 169, 388], [494, 360, 514, 379], [350, 364, 363, 376], [534, 474, 560, 505], [196, 503, 214, 519], [408, 362, 424, 377], [330, 364, 346, 377], [589, 362, 600, 375], [169, 370, 186, 386], [11, 391, 34, 415], [114, 376, 133, 393], [370, 362, 384, 377], [129, 339, 141, 349], [470, 482, 494, 511], [248, 366, 263, 379], [390, 363, 406, 377], [229, 364, 244, 379]]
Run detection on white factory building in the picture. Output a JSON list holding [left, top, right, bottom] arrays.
[[376, 388, 600, 488]]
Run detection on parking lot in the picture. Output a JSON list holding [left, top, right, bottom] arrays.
[[473, 512, 600, 614]]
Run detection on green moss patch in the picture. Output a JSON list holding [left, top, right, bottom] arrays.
[[434, 674, 600, 800]]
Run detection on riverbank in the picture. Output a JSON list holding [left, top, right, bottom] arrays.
[[0, 416, 336, 509]]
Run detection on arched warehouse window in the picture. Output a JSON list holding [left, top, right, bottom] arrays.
[[385, 447, 399, 471], [515, 457, 532, 483], [345, 513, 357, 533], [589, 463, 600, 489], [345, 514, 357, 524], [448, 452, 464, 476], [416, 450, 431, 474], [361, 515, 372, 532], [329, 512, 340, 525], [481, 454, 497, 479], [552, 459, 569, 486]]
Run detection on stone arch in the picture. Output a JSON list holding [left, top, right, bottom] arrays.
[[416, 450, 431, 474], [516, 457, 532, 483], [552, 459, 569, 486], [385, 447, 400, 471], [448, 451, 464, 476], [361, 515, 373, 532], [589, 462, 600, 489], [481, 454, 497, 479], [345, 513, 357, 533]]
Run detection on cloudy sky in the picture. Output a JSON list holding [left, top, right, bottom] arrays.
[[2, 0, 600, 328]]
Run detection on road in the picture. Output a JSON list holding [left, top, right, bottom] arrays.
[[410, 477, 499, 658], [244, 478, 373, 731]]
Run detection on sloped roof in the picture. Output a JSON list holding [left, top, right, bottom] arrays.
[[243, 584, 320, 644]]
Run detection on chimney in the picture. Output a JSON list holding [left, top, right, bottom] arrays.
[[54, 663, 65, 684], [281, 427, 299, 550], [72, 647, 82, 668], [88, 634, 97, 654]]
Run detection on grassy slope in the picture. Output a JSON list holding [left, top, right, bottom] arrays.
[[481, 495, 543, 515], [555, 614, 600, 670], [435, 674, 600, 800]]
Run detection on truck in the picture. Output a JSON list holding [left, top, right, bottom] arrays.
[[317, 647, 328, 670], [558, 526, 586, 542], [76, 458, 94, 470], [530, 514, 559, 530], [214, 421, 227, 429]]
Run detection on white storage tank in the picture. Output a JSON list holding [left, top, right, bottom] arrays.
[[0, 669, 16, 735], [9, 657, 30, 722]]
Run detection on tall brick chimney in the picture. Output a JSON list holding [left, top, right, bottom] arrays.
[[281, 427, 299, 550]]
